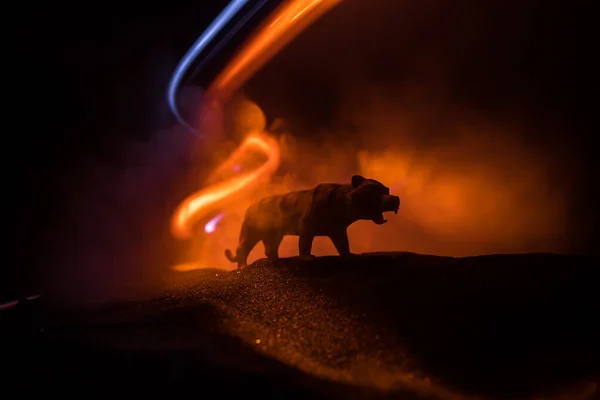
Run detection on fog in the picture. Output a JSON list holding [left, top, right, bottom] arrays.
[[42, 0, 595, 304]]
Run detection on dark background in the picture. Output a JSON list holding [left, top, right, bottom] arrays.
[[8, 0, 240, 301], [6, 0, 597, 302]]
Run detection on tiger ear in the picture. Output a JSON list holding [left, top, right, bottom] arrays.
[[351, 175, 366, 188]]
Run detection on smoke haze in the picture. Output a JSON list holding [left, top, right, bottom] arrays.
[[38, 0, 596, 304]]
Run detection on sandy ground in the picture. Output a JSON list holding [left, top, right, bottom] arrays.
[[2, 252, 599, 399]]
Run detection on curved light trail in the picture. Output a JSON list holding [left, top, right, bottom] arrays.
[[170, 0, 344, 268], [0, 294, 42, 312], [171, 131, 280, 239], [208, 0, 343, 100], [186, 0, 271, 92], [167, 0, 249, 134]]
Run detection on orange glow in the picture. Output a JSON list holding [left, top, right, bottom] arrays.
[[171, 0, 343, 258], [208, 0, 343, 100], [171, 132, 280, 239], [171, 0, 572, 272], [171, 262, 205, 272]]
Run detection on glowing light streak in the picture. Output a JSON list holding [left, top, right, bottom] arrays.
[[0, 294, 42, 312], [167, 0, 249, 134], [205, 213, 225, 233], [208, 0, 343, 100], [171, 132, 280, 239], [0, 300, 18, 311], [170, 0, 343, 246], [172, 263, 208, 272], [186, 0, 270, 84]]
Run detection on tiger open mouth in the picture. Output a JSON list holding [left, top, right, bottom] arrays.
[[372, 212, 387, 225], [372, 206, 399, 225]]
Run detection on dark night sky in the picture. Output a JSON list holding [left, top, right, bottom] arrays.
[[247, 0, 596, 140], [5, 0, 597, 301], [7, 0, 237, 300]]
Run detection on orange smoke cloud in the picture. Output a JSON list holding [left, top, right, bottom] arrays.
[[172, 0, 574, 273], [173, 111, 574, 272], [171, 0, 343, 270]]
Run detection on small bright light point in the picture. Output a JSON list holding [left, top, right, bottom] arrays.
[[205, 213, 225, 233]]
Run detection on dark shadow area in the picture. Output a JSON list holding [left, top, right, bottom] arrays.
[[1, 294, 384, 398], [274, 253, 600, 397], [3, 253, 597, 399]]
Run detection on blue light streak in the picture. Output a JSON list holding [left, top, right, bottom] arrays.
[[186, 0, 270, 90], [167, 0, 250, 134]]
